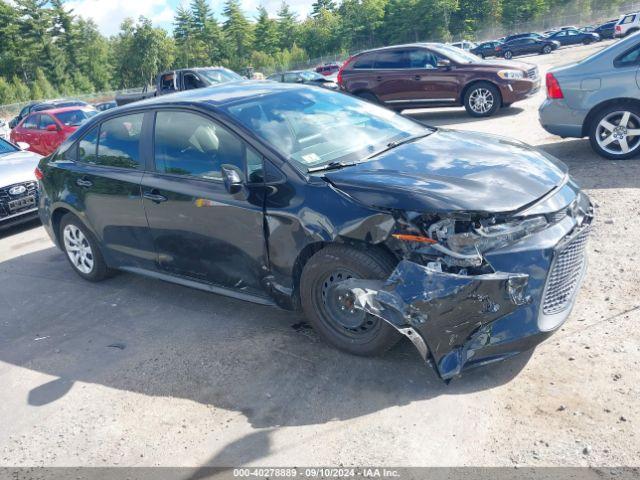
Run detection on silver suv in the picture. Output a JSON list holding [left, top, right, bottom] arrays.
[[539, 32, 640, 159]]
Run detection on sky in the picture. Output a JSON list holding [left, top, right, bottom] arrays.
[[64, 0, 314, 36]]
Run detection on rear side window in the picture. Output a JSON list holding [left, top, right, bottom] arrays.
[[615, 44, 640, 67], [622, 15, 636, 24], [374, 50, 409, 69], [78, 128, 99, 164], [353, 53, 376, 69], [94, 114, 143, 169], [153, 110, 248, 180]]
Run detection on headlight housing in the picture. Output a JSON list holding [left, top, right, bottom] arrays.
[[497, 69, 525, 80]]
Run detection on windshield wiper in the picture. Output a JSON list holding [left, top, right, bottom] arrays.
[[366, 131, 434, 160], [307, 161, 359, 173]]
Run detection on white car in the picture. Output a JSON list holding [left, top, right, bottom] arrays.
[[0, 119, 9, 140], [615, 12, 640, 37], [0, 138, 41, 228], [450, 40, 477, 51]]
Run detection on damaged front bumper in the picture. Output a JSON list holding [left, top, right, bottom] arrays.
[[333, 194, 593, 380]]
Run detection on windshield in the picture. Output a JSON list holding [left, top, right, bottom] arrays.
[[299, 71, 325, 81], [0, 138, 18, 155], [199, 69, 243, 84], [54, 109, 97, 127], [432, 45, 480, 63], [223, 87, 428, 171]]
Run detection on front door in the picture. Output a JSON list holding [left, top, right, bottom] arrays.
[[405, 48, 459, 104], [37, 113, 64, 155], [140, 109, 267, 296]]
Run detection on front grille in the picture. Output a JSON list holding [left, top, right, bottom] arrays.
[[0, 181, 38, 219], [542, 228, 590, 315], [527, 67, 539, 80]]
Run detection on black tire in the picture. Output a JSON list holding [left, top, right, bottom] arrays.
[[502, 103, 513, 109], [503, 50, 513, 60], [463, 81, 501, 117], [588, 104, 640, 160], [300, 244, 401, 357], [59, 214, 112, 282], [542, 45, 552, 54], [356, 91, 379, 104], [625, 28, 639, 37]]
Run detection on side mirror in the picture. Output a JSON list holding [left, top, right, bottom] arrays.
[[16, 142, 30, 151], [46, 124, 59, 132], [437, 59, 452, 69], [221, 165, 244, 195]]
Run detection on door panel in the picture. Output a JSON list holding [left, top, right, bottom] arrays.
[[142, 110, 267, 295]]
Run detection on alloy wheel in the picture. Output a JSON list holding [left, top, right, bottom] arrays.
[[504, 51, 513, 59], [596, 111, 640, 157], [468, 88, 495, 115], [63, 224, 95, 274]]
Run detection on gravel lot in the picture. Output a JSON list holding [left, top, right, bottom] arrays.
[[0, 41, 638, 468]]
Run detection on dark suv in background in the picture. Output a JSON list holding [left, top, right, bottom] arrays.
[[338, 43, 541, 117]]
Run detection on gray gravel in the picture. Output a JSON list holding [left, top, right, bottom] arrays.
[[0, 41, 638, 467]]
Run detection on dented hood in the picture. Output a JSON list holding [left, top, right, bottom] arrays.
[[326, 129, 568, 214]]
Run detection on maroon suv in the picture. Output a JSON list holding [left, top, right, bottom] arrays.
[[337, 43, 541, 117]]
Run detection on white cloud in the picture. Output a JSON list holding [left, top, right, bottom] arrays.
[[66, 0, 175, 36]]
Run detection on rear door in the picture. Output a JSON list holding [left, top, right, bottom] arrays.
[[370, 49, 416, 105], [54, 112, 155, 269], [15, 114, 39, 152], [140, 109, 268, 296]]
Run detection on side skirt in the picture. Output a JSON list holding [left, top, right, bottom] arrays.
[[120, 266, 277, 307]]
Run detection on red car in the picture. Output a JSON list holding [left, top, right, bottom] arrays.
[[10, 106, 97, 156]]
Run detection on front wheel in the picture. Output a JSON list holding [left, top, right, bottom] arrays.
[[464, 82, 501, 117], [300, 245, 401, 357], [589, 105, 640, 160], [542, 45, 552, 54], [503, 50, 513, 59]]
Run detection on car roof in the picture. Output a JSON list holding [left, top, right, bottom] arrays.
[[356, 42, 450, 55], [32, 105, 94, 115]]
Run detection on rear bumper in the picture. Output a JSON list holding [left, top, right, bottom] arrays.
[[539, 99, 587, 138], [333, 186, 593, 380]]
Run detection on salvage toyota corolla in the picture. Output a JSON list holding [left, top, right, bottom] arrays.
[[36, 82, 593, 380]]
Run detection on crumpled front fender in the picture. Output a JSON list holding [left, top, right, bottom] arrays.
[[331, 260, 531, 380]]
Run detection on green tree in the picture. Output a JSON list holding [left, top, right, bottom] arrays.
[[276, 1, 299, 50], [222, 0, 254, 68], [254, 6, 279, 55], [311, 0, 337, 17]]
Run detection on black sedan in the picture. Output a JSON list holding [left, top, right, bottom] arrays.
[[35, 82, 592, 380], [470, 40, 504, 58], [497, 37, 561, 59], [593, 21, 617, 40], [267, 70, 338, 89], [546, 28, 600, 45]]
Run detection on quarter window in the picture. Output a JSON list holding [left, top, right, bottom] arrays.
[[153, 111, 249, 180], [94, 114, 143, 169], [622, 15, 636, 24], [374, 50, 409, 69], [616, 44, 640, 67]]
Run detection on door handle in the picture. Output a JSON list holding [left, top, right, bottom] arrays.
[[76, 178, 93, 188], [143, 190, 168, 203]]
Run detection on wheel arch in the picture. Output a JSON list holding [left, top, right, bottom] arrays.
[[582, 98, 640, 137]]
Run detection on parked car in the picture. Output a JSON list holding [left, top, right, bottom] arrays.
[[503, 32, 545, 43], [267, 70, 338, 89], [615, 12, 640, 37], [115, 67, 242, 106], [8, 99, 89, 129], [338, 43, 541, 117], [0, 137, 41, 228], [10, 106, 97, 156], [540, 33, 640, 160], [594, 20, 618, 40], [0, 119, 9, 140], [94, 101, 117, 112], [450, 40, 477, 51], [470, 40, 504, 58], [546, 28, 600, 46], [315, 63, 341, 76], [580, 26, 596, 33], [497, 37, 561, 59], [35, 81, 593, 380]]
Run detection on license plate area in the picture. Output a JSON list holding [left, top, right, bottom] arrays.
[[8, 195, 36, 212]]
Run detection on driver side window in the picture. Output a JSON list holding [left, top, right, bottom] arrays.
[[153, 111, 255, 181]]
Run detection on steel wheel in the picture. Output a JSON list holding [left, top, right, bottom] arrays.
[[468, 88, 495, 115], [595, 111, 640, 157], [63, 224, 95, 274]]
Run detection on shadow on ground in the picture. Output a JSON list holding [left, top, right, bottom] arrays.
[[407, 106, 525, 127], [0, 246, 532, 434]]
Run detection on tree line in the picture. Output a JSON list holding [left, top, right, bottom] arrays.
[[0, 0, 628, 105]]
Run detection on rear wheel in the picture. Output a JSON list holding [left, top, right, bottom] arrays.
[[542, 45, 552, 54], [300, 245, 401, 356], [503, 50, 513, 59], [589, 105, 640, 160], [464, 82, 501, 117], [59, 214, 112, 282]]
